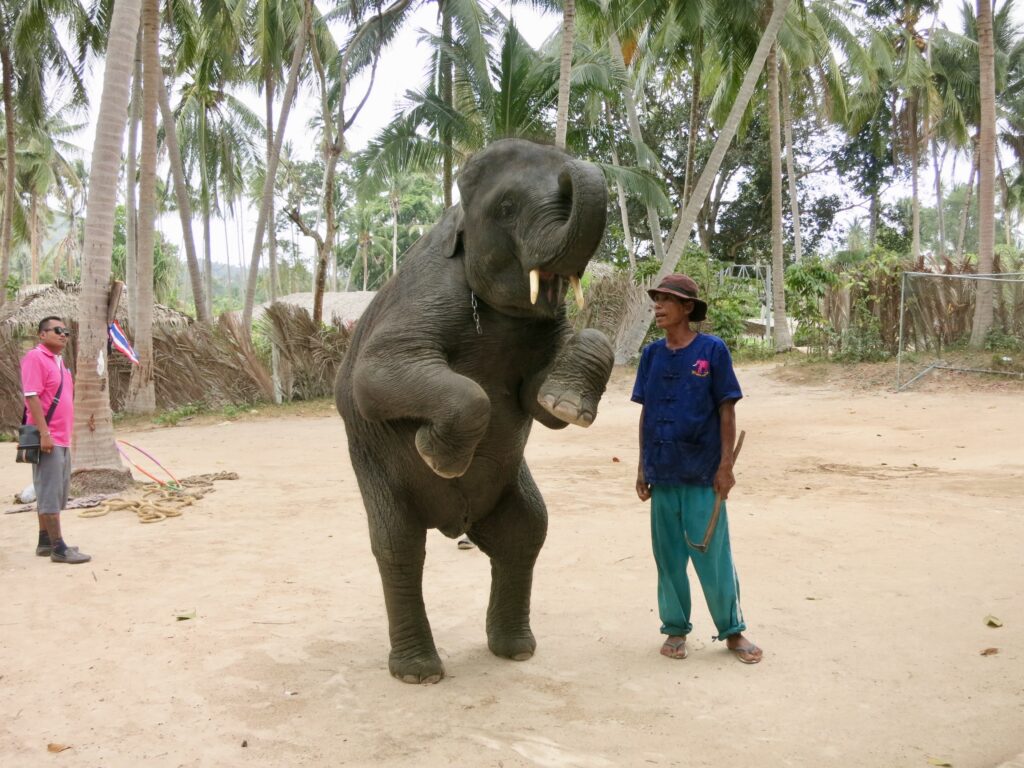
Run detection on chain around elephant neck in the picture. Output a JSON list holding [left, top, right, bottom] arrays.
[[470, 291, 482, 335]]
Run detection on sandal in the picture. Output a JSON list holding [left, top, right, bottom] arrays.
[[730, 642, 762, 664], [660, 636, 688, 659]]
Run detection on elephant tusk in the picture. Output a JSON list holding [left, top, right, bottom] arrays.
[[529, 269, 540, 305], [570, 275, 585, 310]]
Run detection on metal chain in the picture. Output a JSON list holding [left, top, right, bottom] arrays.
[[470, 291, 482, 335]]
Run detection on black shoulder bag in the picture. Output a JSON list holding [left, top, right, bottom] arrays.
[[16, 368, 65, 465]]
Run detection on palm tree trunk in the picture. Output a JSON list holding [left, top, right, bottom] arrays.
[[203, 206, 212, 314], [0, 34, 16, 307], [996, 149, 1013, 247], [555, 0, 576, 149], [441, 6, 453, 208], [608, 31, 666, 263], [933, 139, 946, 259], [242, 0, 311, 328], [780, 62, 802, 263], [614, 0, 792, 362], [361, 232, 369, 291], [607, 127, 636, 275], [909, 100, 921, 264], [309, 30, 343, 326], [971, 0, 996, 347], [768, 44, 792, 351], [125, 22, 142, 329], [264, 75, 284, 404], [73, 0, 141, 484], [955, 142, 978, 262], [125, 0, 159, 414], [30, 193, 41, 283], [265, 75, 278, 302], [157, 72, 209, 323], [390, 191, 400, 276], [683, 31, 703, 207], [223, 213, 232, 292]]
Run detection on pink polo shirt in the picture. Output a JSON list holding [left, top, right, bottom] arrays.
[[21, 344, 74, 447]]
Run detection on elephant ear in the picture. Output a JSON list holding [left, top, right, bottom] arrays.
[[435, 204, 465, 258]]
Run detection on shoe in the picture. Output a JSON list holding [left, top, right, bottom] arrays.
[[50, 547, 91, 564], [457, 537, 476, 550], [36, 544, 78, 557]]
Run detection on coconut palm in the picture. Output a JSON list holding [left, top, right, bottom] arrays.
[[971, 0, 997, 346], [0, 0, 96, 306], [125, 0, 161, 414], [614, 0, 793, 362], [74, 0, 141, 486]]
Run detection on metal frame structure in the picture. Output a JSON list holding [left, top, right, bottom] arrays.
[[895, 271, 1024, 391]]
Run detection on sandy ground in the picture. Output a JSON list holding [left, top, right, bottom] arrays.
[[1, 364, 1023, 768]]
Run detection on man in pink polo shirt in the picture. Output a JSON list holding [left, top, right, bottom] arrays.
[[21, 316, 91, 564]]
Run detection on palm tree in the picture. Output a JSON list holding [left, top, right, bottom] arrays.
[[73, 0, 140, 486], [971, 0, 997, 346], [767, 41, 793, 351], [555, 0, 576, 148], [0, 0, 95, 306], [125, 0, 160, 414], [241, 0, 312, 328], [615, 0, 793, 362]]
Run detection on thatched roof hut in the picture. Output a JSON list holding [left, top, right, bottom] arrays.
[[0, 280, 193, 334]]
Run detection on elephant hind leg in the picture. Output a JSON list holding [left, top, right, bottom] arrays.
[[367, 508, 445, 684], [471, 465, 548, 661]]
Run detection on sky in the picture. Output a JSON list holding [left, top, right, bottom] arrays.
[[63, 0, 1024, 287]]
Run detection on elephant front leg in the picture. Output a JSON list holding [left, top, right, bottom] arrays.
[[353, 353, 491, 478], [370, 522, 445, 684], [529, 328, 614, 427], [470, 465, 548, 661]]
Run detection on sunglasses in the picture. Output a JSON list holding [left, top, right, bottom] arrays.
[[45, 327, 71, 337]]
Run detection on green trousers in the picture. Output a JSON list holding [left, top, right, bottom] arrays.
[[650, 484, 746, 639]]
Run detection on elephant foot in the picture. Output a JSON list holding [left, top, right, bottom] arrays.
[[537, 387, 596, 427], [488, 628, 537, 661], [389, 648, 446, 684], [415, 424, 474, 478]]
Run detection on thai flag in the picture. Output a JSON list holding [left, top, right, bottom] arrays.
[[108, 320, 140, 365]]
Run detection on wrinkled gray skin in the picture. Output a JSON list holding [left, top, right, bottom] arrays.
[[336, 139, 614, 684]]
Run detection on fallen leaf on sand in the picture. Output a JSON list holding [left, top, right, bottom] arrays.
[[47, 744, 71, 753], [980, 648, 999, 656], [175, 611, 196, 622], [927, 758, 953, 767], [984, 615, 1003, 628]]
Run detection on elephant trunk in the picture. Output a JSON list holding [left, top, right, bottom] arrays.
[[537, 160, 607, 276]]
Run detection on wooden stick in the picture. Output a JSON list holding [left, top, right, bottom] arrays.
[[686, 430, 745, 553]]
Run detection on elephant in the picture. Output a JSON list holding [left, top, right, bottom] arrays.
[[336, 138, 615, 684]]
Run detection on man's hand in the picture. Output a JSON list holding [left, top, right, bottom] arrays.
[[636, 467, 651, 501], [40, 432, 54, 454], [713, 462, 735, 499]]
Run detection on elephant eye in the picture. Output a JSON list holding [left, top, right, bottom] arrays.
[[497, 197, 515, 220]]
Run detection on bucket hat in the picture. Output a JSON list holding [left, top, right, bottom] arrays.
[[647, 274, 708, 322]]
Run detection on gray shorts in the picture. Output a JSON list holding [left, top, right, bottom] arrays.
[[33, 446, 72, 515]]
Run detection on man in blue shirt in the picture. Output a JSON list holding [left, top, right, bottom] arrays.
[[632, 274, 761, 664]]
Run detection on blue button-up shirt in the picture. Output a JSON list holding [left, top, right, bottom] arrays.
[[631, 334, 742, 486]]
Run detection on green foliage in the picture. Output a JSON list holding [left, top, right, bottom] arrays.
[[785, 259, 840, 349], [221, 404, 249, 419], [5, 273, 19, 300], [984, 327, 1024, 353], [834, 303, 888, 362], [152, 402, 206, 426]]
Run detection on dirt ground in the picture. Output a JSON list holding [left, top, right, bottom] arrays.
[[1, 363, 1023, 768]]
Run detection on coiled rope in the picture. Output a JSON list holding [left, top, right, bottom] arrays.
[[78, 471, 239, 524]]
